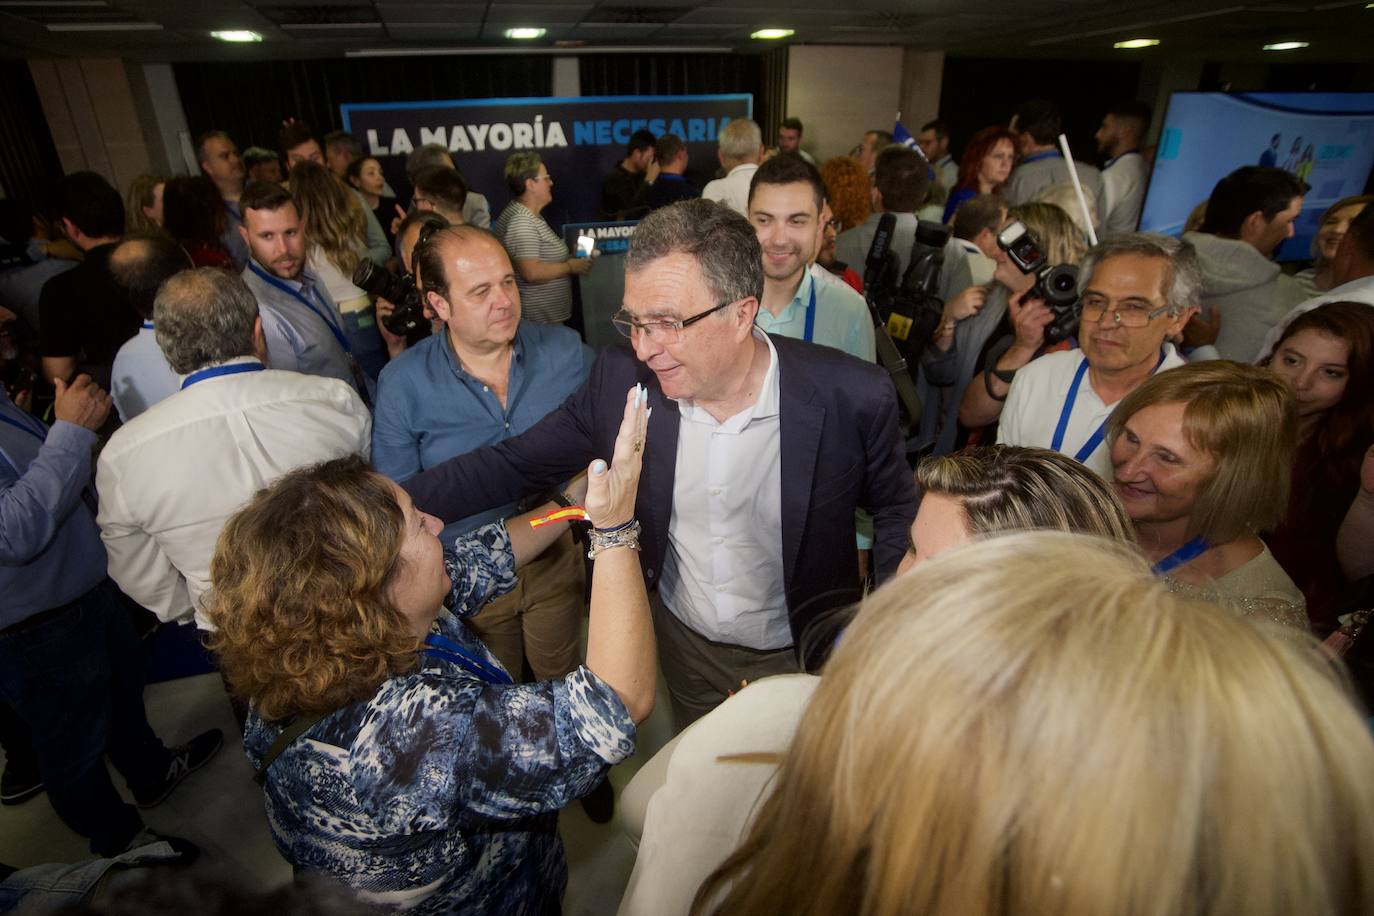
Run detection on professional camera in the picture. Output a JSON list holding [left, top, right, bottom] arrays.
[[870, 219, 950, 362], [352, 258, 426, 335], [996, 220, 1081, 343]]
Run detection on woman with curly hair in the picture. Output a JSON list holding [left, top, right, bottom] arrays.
[[942, 125, 1019, 222], [208, 387, 655, 915], [819, 156, 871, 233], [1262, 301, 1374, 632], [290, 160, 386, 378]]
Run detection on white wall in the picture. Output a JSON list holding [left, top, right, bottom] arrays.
[[785, 45, 906, 162], [28, 57, 155, 191]]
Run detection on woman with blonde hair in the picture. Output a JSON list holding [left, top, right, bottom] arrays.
[[1107, 360, 1305, 629], [692, 532, 1374, 916], [125, 174, 167, 235], [289, 160, 386, 379], [1293, 194, 1372, 295], [619, 446, 1134, 916]]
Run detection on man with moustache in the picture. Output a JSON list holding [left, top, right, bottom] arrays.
[[997, 233, 1199, 480], [399, 200, 916, 728]]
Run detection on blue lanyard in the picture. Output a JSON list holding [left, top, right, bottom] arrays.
[[1052, 351, 1166, 464], [1022, 150, 1062, 164], [802, 277, 816, 343], [247, 262, 352, 354], [1152, 537, 1210, 575], [141, 320, 154, 330], [0, 409, 47, 442], [423, 632, 513, 685], [181, 361, 265, 390]]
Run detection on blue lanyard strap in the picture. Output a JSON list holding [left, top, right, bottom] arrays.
[[181, 361, 265, 390], [0, 410, 47, 442], [247, 262, 352, 354], [802, 277, 816, 344], [1152, 537, 1210, 575], [1052, 351, 1166, 464], [141, 320, 154, 330], [423, 633, 513, 685]]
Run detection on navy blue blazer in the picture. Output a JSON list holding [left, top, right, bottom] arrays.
[[401, 335, 917, 644]]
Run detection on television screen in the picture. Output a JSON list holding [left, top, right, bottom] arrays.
[[1138, 92, 1374, 261]]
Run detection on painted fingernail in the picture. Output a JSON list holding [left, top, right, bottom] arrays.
[[592, 459, 607, 475]]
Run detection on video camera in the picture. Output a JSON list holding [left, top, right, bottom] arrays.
[[866, 218, 950, 362], [996, 220, 1080, 344], [352, 258, 427, 336]]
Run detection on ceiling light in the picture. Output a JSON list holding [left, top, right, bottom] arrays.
[[505, 27, 545, 39], [1263, 41, 1310, 51], [750, 28, 794, 39], [1113, 38, 1160, 49], [211, 30, 262, 42]]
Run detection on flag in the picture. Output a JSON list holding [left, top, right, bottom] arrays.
[[893, 120, 920, 152]]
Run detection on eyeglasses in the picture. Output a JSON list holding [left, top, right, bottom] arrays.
[[611, 300, 735, 342], [825, 218, 842, 232], [1079, 294, 1172, 328]]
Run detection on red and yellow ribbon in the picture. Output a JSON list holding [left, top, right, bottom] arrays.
[[529, 506, 589, 528]]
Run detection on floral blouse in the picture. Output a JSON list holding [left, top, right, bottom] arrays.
[[243, 522, 636, 914]]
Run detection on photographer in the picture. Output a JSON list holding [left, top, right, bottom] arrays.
[[996, 233, 1199, 478], [369, 209, 448, 359], [920, 202, 1084, 456]]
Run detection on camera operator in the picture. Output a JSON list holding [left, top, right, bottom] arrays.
[[995, 233, 1199, 479], [836, 146, 930, 282], [367, 210, 448, 359]]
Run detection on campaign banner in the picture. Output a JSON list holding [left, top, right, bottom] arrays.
[[562, 220, 640, 351], [341, 94, 752, 231]]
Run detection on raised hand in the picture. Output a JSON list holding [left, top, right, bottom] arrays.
[[53, 374, 112, 431], [585, 384, 649, 530]]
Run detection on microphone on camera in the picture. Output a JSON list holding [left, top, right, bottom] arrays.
[[863, 212, 897, 293]]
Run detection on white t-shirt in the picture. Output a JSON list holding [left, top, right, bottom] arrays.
[[998, 344, 1185, 479]]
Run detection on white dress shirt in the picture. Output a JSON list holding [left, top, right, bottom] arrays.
[[659, 331, 788, 650], [110, 321, 180, 422], [998, 344, 1185, 479], [96, 358, 371, 627], [701, 164, 760, 216]]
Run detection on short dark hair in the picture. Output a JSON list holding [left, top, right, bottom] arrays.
[[748, 153, 825, 213], [1107, 100, 1152, 134], [866, 129, 894, 147], [109, 233, 193, 319], [56, 171, 124, 239], [194, 129, 233, 167], [412, 166, 468, 215], [405, 143, 453, 183], [323, 130, 361, 157], [1200, 166, 1309, 238], [1015, 99, 1062, 145], [874, 146, 931, 213], [240, 180, 295, 216], [920, 119, 949, 140], [655, 133, 686, 166], [416, 224, 504, 299], [627, 129, 656, 158], [1346, 203, 1374, 262], [162, 175, 227, 246], [397, 208, 449, 242], [780, 117, 803, 133], [951, 193, 1006, 242], [343, 155, 376, 186], [242, 146, 278, 168], [278, 121, 320, 158]]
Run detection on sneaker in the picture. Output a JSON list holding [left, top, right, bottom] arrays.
[[133, 729, 223, 809], [123, 828, 201, 866], [0, 760, 43, 806], [579, 775, 615, 825]]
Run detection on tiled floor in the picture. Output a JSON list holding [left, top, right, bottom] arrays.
[[0, 665, 677, 914]]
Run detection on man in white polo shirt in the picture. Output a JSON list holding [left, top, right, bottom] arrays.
[[998, 233, 1199, 479]]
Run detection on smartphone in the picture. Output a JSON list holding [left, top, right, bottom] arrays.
[[575, 234, 595, 258]]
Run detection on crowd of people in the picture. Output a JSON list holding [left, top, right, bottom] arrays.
[[1, 96, 1373, 916]]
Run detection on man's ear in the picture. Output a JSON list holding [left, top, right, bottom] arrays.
[[1166, 305, 1200, 338], [238, 223, 250, 247], [252, 315, 270, 364], [425, 289, 452, 323], [1238, 210, 1267, 245], [59, 216, 78, 243]]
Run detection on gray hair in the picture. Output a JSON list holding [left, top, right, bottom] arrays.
[[1078, 232, 1201, 316], [405, 142, 453, 183], [626, 199, 763, 306], [154, 268, 259, 374], [718, 119, 763, 163]]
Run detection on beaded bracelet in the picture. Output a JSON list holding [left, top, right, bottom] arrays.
[[587, 519, 641, 558]]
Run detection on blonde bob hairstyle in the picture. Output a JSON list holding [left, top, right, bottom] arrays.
[[205, 455, 420, 722], [1105, 360, 1297, 544], [697, 532, 1374, 916], [917, 445, 1134, 543]]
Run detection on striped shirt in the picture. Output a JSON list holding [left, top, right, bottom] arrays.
[[493, 201, 572, 324]]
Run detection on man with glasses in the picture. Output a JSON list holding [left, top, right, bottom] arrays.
[[997, 233, 1200, 479], [401, 199, 916, 729]]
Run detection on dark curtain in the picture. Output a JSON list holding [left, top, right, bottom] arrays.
[[938, 57, 1145, 167], [579, 53, 767, 127], [173, 56, 552, 152], [0, 60, 62, 206]]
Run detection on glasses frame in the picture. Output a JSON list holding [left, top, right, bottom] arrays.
[[1079, 298, 1173, 328], [611, 300, 736, 342]]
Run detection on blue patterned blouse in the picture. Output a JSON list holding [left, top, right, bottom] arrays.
[[243, 522, 636, 914]]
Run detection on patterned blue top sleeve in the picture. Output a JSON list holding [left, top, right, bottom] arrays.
[[242, 526, 636, 915]]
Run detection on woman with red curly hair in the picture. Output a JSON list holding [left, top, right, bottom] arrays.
[[942, 126, 1019, 222], [818, 156, 871, 233]]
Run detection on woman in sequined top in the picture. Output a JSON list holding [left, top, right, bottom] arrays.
[[206, 388, 654, 915], [1106, 361, 1308, 631]]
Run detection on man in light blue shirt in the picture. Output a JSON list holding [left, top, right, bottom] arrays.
[[747, 154, 875, 362], [107, 235, 188, 421], [372, 225, 592, 684], [237, 181, 372, 402]]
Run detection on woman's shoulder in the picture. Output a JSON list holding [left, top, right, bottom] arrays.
[[1217, 542, 1306, 604]]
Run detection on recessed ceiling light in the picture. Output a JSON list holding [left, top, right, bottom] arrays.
[[1263, 41, 1310, 51], [1113, 38, 1160, 49], [505, 27, 546, 39], [211, 30, 262, 42], [750, 28, 794, 39]]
